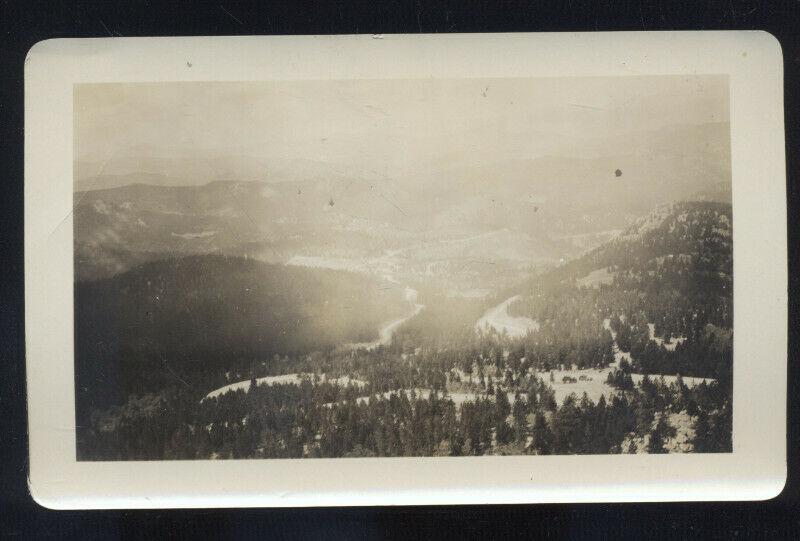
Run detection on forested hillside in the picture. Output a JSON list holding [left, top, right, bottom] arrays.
[[74, 255, 407, 420], [509, 201, 732, 382], [77, 202, 734, 460]]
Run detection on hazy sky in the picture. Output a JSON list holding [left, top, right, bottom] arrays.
[[75, 75, 728, 182]]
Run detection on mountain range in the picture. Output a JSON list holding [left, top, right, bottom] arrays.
[[74, 122, 730, 284]]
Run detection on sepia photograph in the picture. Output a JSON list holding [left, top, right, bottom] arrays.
[[7, 7, 792, 529], [23, 32, 787, 507], [72, 74, 734, 460]]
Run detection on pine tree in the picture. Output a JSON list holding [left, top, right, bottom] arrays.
[[512, 392, 528, 443], [693, 410, 711, 452], [495, 389, 511, 424], [530, 412, 553, 455], [648, 414, 670, 454], [552, 394, 582, 454]]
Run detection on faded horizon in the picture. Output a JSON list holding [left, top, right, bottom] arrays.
[[74, 75, 729, 189]]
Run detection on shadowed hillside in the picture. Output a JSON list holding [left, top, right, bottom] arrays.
[[74, 255, 407, 419]]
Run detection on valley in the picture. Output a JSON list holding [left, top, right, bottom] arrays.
[[71, 78, 734, 460], [76, 200, 732, 460], [476, 295, 540, 338]]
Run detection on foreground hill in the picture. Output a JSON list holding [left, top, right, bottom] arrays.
[[509, 201, 732, 381], [74, 255, 407, 417]]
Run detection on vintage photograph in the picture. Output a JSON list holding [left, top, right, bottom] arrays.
[[73, 75, 733, 460]]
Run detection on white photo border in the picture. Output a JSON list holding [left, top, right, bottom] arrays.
[[25, 32, 787, 508]]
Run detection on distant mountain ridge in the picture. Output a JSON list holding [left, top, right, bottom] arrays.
[[514, 200, 732, 291], [73, 122, 731, 282]]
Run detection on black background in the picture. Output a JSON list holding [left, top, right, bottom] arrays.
[[1, 1, 798, 538]]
